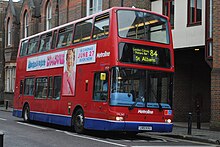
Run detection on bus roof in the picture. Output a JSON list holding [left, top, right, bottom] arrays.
[[19, 7, 168, 42]]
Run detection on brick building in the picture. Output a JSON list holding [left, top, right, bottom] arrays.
[[211, 0, 220, 130], [3, 0, 21, 106], [0, 0, 9, 103], [1, 0, 220, 129]]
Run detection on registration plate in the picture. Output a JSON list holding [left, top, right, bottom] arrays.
[[138, 126, 152, 131]]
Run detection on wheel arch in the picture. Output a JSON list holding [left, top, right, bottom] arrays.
[[72, 105, 84, 117]]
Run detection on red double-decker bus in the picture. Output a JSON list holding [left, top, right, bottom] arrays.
[[13, 7, 174, 134]]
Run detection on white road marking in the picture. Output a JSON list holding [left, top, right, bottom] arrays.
[[64, 131, 127, 147], [17, 122, 47, 130], [131, 146, 216, 147], [146, 134, 217, 146], [0, 117, 7, 121]]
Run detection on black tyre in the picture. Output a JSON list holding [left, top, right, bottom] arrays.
[[73, 109, 85, 134], [23, 104, 30, 123], [125, 131, 138, 137]]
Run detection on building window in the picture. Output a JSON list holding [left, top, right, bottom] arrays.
[[46, 1, 52, 30], [5, 67, 16, 93], [24, 11, 29, 38], [163, 0, 174, 28], [205, 0, 213, 58], [188, 0, 202, 26], [7, 18, 11, 46], [86, 0, 102, 16]]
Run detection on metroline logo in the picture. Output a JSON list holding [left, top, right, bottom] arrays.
[[138, 110, 154, 114], [97, 51, 110, 58]]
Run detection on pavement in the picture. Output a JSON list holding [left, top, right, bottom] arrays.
[[1, 105, 220, 145]]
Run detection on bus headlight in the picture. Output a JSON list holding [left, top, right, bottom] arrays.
[[165, 119, 172, 123], [116, 116, 124, 121]]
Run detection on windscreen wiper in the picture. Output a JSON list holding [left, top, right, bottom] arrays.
[[128, 97, 143, 110]]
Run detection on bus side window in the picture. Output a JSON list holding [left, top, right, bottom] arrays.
[[20, 80, 24, 95], [93, 13, 110, 40], [27, 36, 39, 55], [73, 19, 93, 44], [39, 32, 52, 52], [51, 30, 57, 49], [24, 77, 35, 96], [57, 25, 73, 48], [93, 72, 108, 101], [35, 77, 48, 99], [19, 40, 28, 56], [48, 77, 53, 98], [53, 76, 61, 100]]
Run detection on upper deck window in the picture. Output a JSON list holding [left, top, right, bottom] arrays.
[[57, 25, 74, 48], [27, 36, 39, 55], [117, 10, 170, 44], [20, 40, 28, 56], [39, 32, 52, 52], [73, 19, 93, 44], [92, 13, 110, 40]]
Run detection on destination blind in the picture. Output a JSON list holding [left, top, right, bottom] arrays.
[[119, 43, 171, 68]]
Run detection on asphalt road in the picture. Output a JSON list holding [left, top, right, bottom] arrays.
[[0, 111, 217, 147]]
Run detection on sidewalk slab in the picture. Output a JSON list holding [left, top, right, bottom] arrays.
[[151, 122, 220, 145], [0, 105, 13, 112]]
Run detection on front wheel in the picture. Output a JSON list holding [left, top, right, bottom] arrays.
[[23, 104, 30, 123], [73, 109, 85, 134]]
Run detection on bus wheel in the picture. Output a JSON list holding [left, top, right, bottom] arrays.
[[73, 109, 85, 134], [23, 104, 30, 123]]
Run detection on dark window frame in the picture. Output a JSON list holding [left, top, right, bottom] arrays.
[[56, 25, 74, 48], [163, 0, 175, 28], [35, 77, 48, 99], [93, 72, 109, 102], [24, 77, 35, 96], [53, 76, 62, 100], [20, 80, 24, 95], [19, 40, 29, 57], [187, 0, 202, 27], [92, 13, 110, 40], [73, 18, 93, 44], [39, 32, 53, 52], [27, 36, 40, 55]]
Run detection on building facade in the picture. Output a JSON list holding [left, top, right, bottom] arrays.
[[0, 0, 9, 103], [1, 0, 220, 129]]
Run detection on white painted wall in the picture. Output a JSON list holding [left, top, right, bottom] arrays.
[[151, 0, 205, 49]]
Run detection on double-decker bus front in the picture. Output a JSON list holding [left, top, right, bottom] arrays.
[[87, 8, 174, 133]]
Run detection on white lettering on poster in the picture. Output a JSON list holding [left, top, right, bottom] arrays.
[[76, 44, 96, 65], [27, 51, 65, 71]]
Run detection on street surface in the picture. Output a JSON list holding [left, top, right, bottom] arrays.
[[0, 111, 217, 147]]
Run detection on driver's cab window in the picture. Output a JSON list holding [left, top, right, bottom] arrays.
[[93, 72, 108, 101]]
